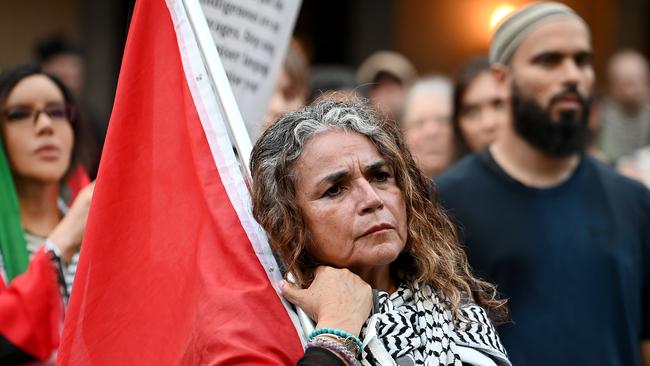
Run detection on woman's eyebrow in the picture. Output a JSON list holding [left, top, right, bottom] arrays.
[[364, 160, 387, 173], [316, 161, 387, 186], [319, 170, 349, 185]]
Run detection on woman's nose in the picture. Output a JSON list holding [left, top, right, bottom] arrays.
[[357, 179, 384, 214], [34, 110, 55, 134]]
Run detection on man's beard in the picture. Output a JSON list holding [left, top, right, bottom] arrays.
[[511, 83, 591, 157]]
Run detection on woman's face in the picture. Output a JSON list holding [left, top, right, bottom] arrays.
[[402, 91, 455, 177], [294, 130, 408, 282], [1, 75, 74, 183], [458, 71, 509, 151]]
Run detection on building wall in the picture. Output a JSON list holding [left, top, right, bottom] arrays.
[[393, 0, 618, 85], [0, 0, 79, 69]]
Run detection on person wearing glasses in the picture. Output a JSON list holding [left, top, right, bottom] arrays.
[[0, 64, 94, 364]]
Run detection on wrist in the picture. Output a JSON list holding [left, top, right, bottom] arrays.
[[46, 230, 76, 265], [316, 318, 363, 337], [308, 327, 363, 360]]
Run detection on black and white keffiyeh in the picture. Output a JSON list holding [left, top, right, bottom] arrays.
[[359, 283, 510, 366]]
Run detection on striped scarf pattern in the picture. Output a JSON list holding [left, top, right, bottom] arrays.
[[360, 283, 510, 366]]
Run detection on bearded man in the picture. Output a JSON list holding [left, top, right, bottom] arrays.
[[436, 3, 650, 365]]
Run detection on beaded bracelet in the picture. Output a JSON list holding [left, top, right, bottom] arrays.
[[315, 334, 360, 356], [307, 337, 361, 366], [308, 327, 364, 354]]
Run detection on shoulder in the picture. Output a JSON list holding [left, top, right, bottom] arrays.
[[433, 151, 502, 211], [435, 153, 487, 191], [586, 156, 650, 198], [584, 156, 650, 217]]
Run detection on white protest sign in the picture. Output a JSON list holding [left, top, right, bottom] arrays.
[[199, 0, 302, 140]]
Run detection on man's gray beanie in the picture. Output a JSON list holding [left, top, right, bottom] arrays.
[[489, 2, 588, 65]]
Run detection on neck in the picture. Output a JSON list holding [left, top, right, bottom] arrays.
[[14, 176, 61, 237], [354, 265, 396, 294], [490, 125, 581, 188]]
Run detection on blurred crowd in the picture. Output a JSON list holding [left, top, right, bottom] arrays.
[[269, 41, 650, 185], [17, 33, 650, 186]]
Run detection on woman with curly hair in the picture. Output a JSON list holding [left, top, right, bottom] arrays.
[[250, 99, 510, 366]]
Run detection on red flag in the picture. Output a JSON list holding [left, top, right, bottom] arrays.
[[57, 0, 304, 364], [0, 249, 62, 361], [65, 164, 91, 204]]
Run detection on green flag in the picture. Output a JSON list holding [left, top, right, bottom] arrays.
[[0, 138, 28, 281]]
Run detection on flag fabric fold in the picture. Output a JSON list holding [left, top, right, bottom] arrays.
[[57, 0, 304, 364], [0, 138, 28, 282], [0, 248, 62, 361]]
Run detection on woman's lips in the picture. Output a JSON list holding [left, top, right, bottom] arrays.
[[34, 144, 61, 159], [361, 223, 394, 237]]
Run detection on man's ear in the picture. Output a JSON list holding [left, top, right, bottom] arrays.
[[490, 64, 510, 86]]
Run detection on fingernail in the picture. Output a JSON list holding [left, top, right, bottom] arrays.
[[279, 280, 286, 289]]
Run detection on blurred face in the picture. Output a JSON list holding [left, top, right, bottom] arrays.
[[42, 54, 85, 96], [509, 18, 594, 123], [294, 130, 408, 282], [459, 71, 509, 151], [608, 54, 649, 113], [402, 90, 454, 177], [1, 75, 74, 183], [369, 74, 405, 120], [263, 68, 306, 129]]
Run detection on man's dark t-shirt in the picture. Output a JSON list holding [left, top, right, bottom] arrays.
[[435, 150, 650, 366]]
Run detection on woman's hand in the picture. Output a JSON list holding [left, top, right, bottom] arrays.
[[47, 182, 95, 264], [281, 266, 373, 337]]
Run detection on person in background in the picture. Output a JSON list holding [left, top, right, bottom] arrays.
[[35, 38, 85, 98], [357, 51, 417, 121], [598, 49, 650, 162], [308, 65, 360, 103], [400, 76, 456, 177], [35, 37, 102, 178], [0, 64, 94, 363], [262, 40, 310, 131], [452, 56, 509, 158], [251, 99, 510, 366], [436, 3, 650, 365]]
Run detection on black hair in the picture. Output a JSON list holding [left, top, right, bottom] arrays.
[[34, 37, 81, 64], [0, 63, 90, 177]]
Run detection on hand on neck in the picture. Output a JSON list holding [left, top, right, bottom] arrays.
[[490, 127, 581, 188]]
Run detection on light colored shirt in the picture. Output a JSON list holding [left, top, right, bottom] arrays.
[[598, 98, 650, 162]]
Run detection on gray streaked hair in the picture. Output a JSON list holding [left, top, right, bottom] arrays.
[[254, 99, 382, 193]]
